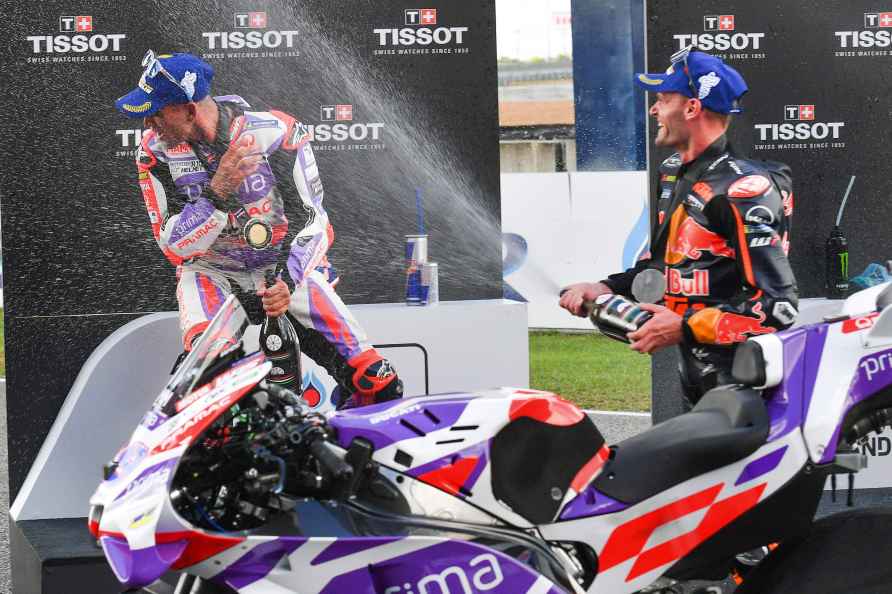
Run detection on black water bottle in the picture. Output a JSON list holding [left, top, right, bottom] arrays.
[[825, 226, 849, 299], [260, 270, 302, 392]]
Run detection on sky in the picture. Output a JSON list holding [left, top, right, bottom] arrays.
[[495, 0, 573, 61]]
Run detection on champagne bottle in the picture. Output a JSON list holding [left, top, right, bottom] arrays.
[[588, 294, 653, 343], [260, 270, 302, 393]]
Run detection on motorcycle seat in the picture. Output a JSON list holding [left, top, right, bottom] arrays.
[[591, 385, 769, 504]]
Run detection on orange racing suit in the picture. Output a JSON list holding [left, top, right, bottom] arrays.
[[602, 136, 798, 404]]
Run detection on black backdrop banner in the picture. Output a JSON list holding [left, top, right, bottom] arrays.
[[0, 0, 500, 500], [646, 0, 892, 298]]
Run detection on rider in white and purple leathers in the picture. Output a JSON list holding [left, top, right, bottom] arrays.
[[115, 51, 402, 408]]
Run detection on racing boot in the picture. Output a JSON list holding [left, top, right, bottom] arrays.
[[337, 349, 403, 409]]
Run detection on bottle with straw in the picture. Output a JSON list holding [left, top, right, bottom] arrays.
[[826, 175, 854, 299], [405, 189, 431, 305]]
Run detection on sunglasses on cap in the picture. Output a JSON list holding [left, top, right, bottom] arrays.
[[141, 50, 195, 101], [669, 44, 699, 99]]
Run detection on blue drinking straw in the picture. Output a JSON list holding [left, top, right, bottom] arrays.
[[416, 188, 425, 235]]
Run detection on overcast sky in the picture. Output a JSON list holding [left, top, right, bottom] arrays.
[[496, 0, 573, 60]]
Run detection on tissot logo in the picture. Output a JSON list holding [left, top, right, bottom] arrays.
[[405, 8, 437, 25], [320, 105, 353, 122], [203, 12, 298, 50], [235, 12, 267, 29], [835, 11, 892, 48], [753, 105, 846, 150], [673, 14, 764, 52], [309, 103, 384, 144], [703, 15, 735, 31], [28, 16, 126, 54], [59, 16, 92, 32], [784, 105, 815, 121], [374, 8, 468, 48], [864, 12, 892, 28]]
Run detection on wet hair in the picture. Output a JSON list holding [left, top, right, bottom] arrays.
[[704, 108, 732, 130]]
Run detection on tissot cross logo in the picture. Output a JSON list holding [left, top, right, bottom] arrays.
[[704, 15, 734, 31], [320, 105, 353, 122], [784, 105, 815, 121], [405, 8, 437, 25], [234, 11, 267, 29], [864, 12, 892, 28], [60, 15, 93, 32]]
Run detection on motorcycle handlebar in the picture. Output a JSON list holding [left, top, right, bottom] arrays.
[[309, 437, 354, 482]]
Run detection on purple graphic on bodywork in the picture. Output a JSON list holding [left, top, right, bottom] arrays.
[[407, 441, 489, 496], [331, 397, 471, 451], [101, 536, 187, 589], [312, 537, 403, 565], [735, 446, 788, 486], [559, 487, 629, 521], [819, 346, 892, 464], [318, 539, 549, 594], [110, 441, 149, 481], [463, 450, 489, 493], [801, 325, 830, 432], [764, 325, 827, 444], [113, 458, 177, 501], [140, 410, 169, 431], [213, 538, 305, 590]]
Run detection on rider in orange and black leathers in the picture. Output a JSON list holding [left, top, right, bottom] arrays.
[[603, 135, 798, 406]]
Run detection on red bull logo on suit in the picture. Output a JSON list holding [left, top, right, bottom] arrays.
[[665, 216, 735, 265]]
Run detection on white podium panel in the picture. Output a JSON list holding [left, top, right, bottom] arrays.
[[11, 299, 527, 521]]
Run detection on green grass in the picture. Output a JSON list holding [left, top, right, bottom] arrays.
[[529, 331, 651, 412], [0, 315, 643, 400]]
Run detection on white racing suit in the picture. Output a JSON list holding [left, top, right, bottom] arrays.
[[136, 95, 401, 407]]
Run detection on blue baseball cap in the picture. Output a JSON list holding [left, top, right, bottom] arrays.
[[634, 48, 748, 114], [115, 51, 214, 118]]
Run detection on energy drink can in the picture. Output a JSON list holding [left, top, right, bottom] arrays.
[[825, 226, 849, 299], [405, 234, 429, 305], [422, 262, 439, 305], [589, 294, 653, 343]]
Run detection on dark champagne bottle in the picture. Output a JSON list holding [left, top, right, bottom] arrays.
[[260, 270, 302, 393]]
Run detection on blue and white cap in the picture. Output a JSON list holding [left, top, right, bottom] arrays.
[[115, 51, 214, 118], [634, 47, 748, 114]]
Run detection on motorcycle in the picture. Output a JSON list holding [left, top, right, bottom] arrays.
[[88, 282, 892, 593]]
